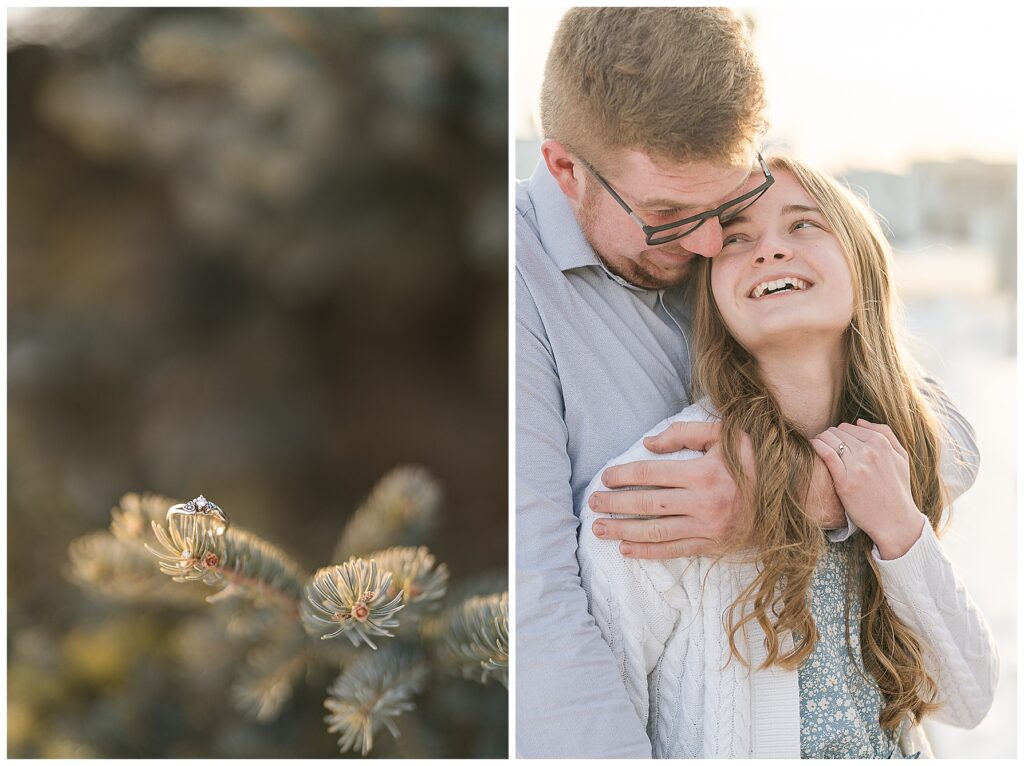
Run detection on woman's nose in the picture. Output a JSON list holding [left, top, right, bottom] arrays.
[[752, 248, 793, 266]]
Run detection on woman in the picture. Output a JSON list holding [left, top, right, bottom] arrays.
[[577, 155, 998, 758]]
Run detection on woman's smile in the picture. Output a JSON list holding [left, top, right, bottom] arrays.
[[710, 169, 854, 353], [747, 275, 813, 299]]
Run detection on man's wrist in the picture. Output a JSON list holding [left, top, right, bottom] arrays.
[[809, 456, 846, 529]]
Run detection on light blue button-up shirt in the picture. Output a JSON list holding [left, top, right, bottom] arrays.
[[516, 161, 693, 757], [514, 159, 979, 758]]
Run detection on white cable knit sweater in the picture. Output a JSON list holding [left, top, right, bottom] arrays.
[[577, 401, 999, 758]]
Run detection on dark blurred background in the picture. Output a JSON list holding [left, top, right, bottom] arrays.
[[8, 8, 507, 757]]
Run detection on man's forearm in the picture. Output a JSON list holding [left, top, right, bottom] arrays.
[[807, 455, 848, 531]]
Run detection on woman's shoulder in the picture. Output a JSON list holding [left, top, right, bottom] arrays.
[[581, 397, 720, 506], [633, 397, 720, 449], [660, 397, 719, 429]]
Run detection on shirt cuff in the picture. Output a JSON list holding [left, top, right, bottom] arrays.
[[825, 513, 860, 542], [871, 515, 936, 586]]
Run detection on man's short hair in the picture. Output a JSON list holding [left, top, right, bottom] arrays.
[[540, 7, 767, 170]]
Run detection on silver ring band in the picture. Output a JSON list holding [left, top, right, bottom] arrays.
[[167, 495, 228, 534], [837, 442, 848, 458]]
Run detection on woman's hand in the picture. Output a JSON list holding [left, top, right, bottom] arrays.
[[811, 419, 926, 559]]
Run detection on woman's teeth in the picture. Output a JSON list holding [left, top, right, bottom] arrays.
[[751, 277, 808, 299]]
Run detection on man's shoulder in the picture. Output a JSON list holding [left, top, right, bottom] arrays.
[[515, 176, 566, 320], [515, 175, 540, 245], [515, 181, 550, 265], [515, 175, 534, 217]]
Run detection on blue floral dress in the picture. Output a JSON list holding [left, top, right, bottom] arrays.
[[797, 539, 917, 759]]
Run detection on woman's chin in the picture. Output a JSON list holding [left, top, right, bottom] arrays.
[[741, 322, 848, 357]]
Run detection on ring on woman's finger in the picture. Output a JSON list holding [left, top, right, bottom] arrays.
[[837, 442, 848, 458]]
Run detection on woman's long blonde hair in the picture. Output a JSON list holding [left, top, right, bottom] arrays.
[[690, 154, 946, 728]]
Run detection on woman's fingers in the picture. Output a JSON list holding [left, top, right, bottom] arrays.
[[816, 428, 851, 454], [853, 419, 909, 460], [811, 437, 846, 483], [830, 424, 867, 444], [836, 422, 907, 464], [817, 420, 908, 463]]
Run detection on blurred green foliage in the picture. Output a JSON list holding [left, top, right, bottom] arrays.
[[8, 7, 507, 757]]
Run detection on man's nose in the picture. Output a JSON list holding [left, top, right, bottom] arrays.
[[680, 217, 725, 258]]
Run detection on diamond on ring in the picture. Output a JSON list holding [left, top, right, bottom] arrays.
[[837, 443, 847, 458], [167, 495, 229, 535]]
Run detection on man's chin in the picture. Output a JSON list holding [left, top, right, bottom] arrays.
[[592, 244, 696, 290], [637, 249, 696, 288], [614, 264, 692, 291]]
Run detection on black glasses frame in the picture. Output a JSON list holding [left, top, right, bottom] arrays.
[[581, 153, 774, 246]]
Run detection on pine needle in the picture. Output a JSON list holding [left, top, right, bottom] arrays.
[[67, 531, 206, 604], [426, 590, 508, 687], [323, 647, 428, 755], [302, 559, 404, 649], [366, 546, 448, 623], [333, 466, 442, 561]]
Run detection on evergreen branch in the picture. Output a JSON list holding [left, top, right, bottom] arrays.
[[212, 527, 308, 612], [146, 514, 226, 583], [333, 466, 442, 561], [426, 591, 508, 688], [146, 514, 308, 615], [67, 471, 506, 757], [367, 546, 448, 623], [67, 530, 206, 605], [301, 559, 404, 649], [109, 492, 181, 542], [323, 646, 428, 756], [215, 594, 286, 641], [232, 626, 314, 722]]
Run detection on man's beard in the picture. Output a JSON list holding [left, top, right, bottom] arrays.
[[578, 188, 694, 290]]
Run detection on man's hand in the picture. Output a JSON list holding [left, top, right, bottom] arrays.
[[807, 453, 848, 531], [587, 421, 753, 559], [589, 420, 850, 559]]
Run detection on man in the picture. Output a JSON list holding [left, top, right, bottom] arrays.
[[516, 7, 979, 758]]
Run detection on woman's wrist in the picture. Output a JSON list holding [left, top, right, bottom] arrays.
[[868, 508, 927, 560]]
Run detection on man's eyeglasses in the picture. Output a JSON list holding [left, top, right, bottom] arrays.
[[580, 152, 774, 246]]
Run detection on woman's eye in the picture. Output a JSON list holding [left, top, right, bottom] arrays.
[[722, 233, 745, 246], [792, 219, 818, 231]]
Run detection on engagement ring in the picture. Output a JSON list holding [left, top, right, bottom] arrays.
[[167, 495, 229, 535], [837, 443, 847, 458]]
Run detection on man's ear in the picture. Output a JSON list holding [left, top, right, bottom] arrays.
[[541, 139, 584, 205]]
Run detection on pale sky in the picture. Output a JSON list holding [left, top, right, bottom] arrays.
[[514, 5, 1020, 174]]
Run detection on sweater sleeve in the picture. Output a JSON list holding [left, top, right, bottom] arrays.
[[922, 377, 981, 501], [872, 519, 999, 728], [578, 496, 679, 737]]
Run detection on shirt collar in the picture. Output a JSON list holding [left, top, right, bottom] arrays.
[[526, 159, 690, 311], [528, 159, 602, 272]]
